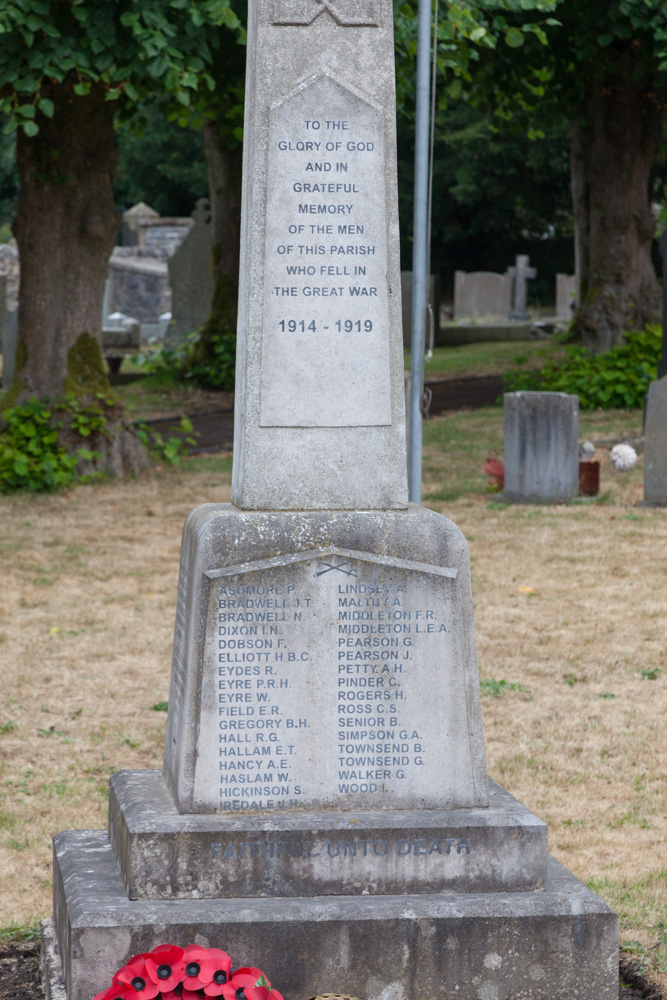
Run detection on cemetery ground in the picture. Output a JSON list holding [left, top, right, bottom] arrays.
[[0, 407, 665, 998]]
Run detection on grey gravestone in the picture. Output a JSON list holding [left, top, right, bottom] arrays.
[[107, 250, 171, 323], [504, 391, 579, 503], [453, 270, 512, 320], [167, 199, 214, 345], [643, 375, 667, 504], [508, 254, 537, 321], [45, 5, 617, 1000], [0, 275, 18, 390], [122, 202, 160, 247], [401, 271, 440, 348], [556, 273, 577, 319]]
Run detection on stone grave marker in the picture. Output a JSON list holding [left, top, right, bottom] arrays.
[[167, 199, 214, 346], [0, 275, 18, 390], [44, 4, 617, 1000], [556, 272, 577, 319], [643, 375, 667, 505], [508, 253, 537, 320], [453, 269, 512, 320], [504, 390, 580, 503], [643, 233, 667, 504]]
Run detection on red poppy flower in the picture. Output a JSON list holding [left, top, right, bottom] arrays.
[[245, 988, 284, 1000], [200, 948, 233, 995], [115, 957, 160, 1000], [145, 945, 185, 992], [163, 989, 201, 1000], [221, 970, 269, 1000], [92, 985, 135, 1000], [182, 945, 213, 990]]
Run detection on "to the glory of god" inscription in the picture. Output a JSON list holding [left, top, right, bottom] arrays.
[[260, 71, 392, 428]]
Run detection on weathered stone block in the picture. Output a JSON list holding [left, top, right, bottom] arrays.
[[51, 830, 619, 1000], [504, 391, 579, 503], [163, 504, 489, 815], [109, 771, 547, 899], [643, 376, 667, 505]]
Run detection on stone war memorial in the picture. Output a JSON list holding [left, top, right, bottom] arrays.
[[43, 3, 618, 999]]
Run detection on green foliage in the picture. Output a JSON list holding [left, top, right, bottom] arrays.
[[185, 329, 236, 390], [114, 99, 208, 217], [0, 397, 92, 492], [135, 326, 236, 391], [480, 677, 531, 697], [504, 326, 661, 409], [0, 0, 242, 134], [135, 415, 197, 466], [151, 701, 169, 712]]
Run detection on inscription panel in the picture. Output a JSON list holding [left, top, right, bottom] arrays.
[[260, 72, 391, 427], [193, 550, 472, 813]]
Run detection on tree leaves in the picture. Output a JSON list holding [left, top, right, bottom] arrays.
[[0, 0, 243, 134]]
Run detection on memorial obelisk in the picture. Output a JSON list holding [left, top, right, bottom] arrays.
[[44, 3, 618, 999]]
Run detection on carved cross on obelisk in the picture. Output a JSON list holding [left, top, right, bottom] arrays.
[[508, 253, 537, 321], [273, 0, 378, 26]]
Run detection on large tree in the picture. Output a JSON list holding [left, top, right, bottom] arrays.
[[0, 0, 240, 471], [395, 0, 667, 352]]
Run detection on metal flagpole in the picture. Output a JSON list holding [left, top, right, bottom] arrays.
[[408, 0, 433, 503]]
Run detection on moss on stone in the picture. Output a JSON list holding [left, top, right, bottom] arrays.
[[63, 332, 112, 399]]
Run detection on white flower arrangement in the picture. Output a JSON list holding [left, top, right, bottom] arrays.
[[609, 443, 638, 472]]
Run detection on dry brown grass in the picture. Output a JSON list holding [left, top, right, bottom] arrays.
[[0, 435, 665, 986]]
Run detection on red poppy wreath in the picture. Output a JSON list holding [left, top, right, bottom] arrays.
[[93, 944, 283, 1000]]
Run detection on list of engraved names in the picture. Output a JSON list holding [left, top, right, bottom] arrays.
[[195, 555, 458, 812]]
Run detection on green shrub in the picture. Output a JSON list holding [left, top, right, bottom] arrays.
[[504, 325, 661, 409], [0, 398, 81, 492], [134, 329, 236, 392]]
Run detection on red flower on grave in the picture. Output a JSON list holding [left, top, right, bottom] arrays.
[[114, 957, 161, 1000], [92, 985, 135, 1000], [245, 987, 284, 1000], [163, 989, 201, 1000], [200, 948, 233, 995], [221, 969, 268, 1000], [145, 945, 185, 992], [182, 945, 213, 990]]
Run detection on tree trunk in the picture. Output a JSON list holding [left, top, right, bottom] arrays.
[[6, 79, 147, 475], [204, 120, 243, 294], [571, 50, 662, 353], [186, 122, 243, 390]]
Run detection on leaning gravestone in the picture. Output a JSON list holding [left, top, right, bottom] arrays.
[[43, 4, 617, 1000], [504, 391, 580, 503], [167, 199, 214, 346]]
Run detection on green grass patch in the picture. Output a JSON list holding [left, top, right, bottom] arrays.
[[406, 339, 564, 378]]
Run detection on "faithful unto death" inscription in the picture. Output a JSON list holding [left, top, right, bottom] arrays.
[[260, 71, 391, 428], [188, 547, 485, 813]]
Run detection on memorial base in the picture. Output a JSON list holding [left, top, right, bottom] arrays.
[[109, 771, 547, 898], [46, 830, 617, 1000]]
